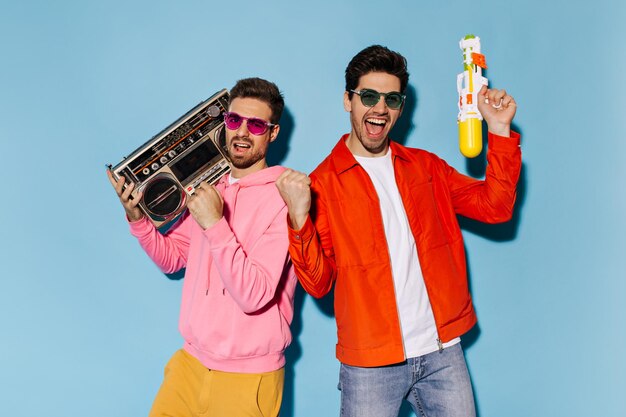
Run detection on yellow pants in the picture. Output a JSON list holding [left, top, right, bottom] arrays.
[[149, 349, 284, 417]]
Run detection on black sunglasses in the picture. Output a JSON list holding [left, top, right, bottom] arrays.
[[350, 88, 406, 109]]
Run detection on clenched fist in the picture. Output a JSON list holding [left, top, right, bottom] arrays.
[[187, 183, 224, 230], [276, 169, 312, 230], [476, 85, 517, 137]]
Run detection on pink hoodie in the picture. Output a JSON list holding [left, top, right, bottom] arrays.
[[129, 166, 297, 373]]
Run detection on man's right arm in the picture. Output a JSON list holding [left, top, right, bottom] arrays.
[[107, 170, 189, 274], [276, 169, 336, 298]]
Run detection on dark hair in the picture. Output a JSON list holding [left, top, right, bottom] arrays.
[[345, 45, 409, 98], [229, 77, 284, 124]]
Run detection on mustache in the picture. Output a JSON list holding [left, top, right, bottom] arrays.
[[229, 135, 253, 146]]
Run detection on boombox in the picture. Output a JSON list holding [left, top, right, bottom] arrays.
[[108, 89, 231, 228]]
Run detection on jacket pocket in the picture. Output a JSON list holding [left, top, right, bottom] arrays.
[[329, 197, 381, 267], [409, 180, 450, 250]]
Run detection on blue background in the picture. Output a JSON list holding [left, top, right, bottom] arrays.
[[1, 0, 624, 416]]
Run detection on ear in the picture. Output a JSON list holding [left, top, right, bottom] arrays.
[[343, 91, 352, 112], [269, 124, 280, 143]]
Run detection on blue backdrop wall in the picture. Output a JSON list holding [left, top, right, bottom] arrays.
[[1, 1, 624, 416]]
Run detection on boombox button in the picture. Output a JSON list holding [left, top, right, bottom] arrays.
[[187, 186, 194, 192], [151, 163, 160, 170], [160, 156, 168, 164], [169, 150, 177, 158], [143, 168, 150, 175]]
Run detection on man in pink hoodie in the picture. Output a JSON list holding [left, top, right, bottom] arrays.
[[107, 78, 297, 417]]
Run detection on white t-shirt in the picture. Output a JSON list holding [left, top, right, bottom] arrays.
[[354, 149, 459, 357]]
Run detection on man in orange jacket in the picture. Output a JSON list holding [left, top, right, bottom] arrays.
[[276, 45, 521, 417]]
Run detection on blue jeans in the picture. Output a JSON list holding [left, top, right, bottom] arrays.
[[338, 343, 476, 417]]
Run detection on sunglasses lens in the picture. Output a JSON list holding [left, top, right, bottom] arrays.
[[359, 89, 380, 107], [224, 112, 272, 135], [224, 112, 243, 130], [247, 118, 269, 135], [385, 93, 404, 109]]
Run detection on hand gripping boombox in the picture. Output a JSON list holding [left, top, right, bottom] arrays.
[[108, 89, 232, 228]]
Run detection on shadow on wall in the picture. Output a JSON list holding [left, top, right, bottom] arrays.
[[267, 107, 294, 167], [282, 286, 307, 417], [282, 286, 334, 417], [391, 84, 418, 147]]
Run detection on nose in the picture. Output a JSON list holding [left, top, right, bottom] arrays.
[[372, 93, 388, 112], [235, 119, 249, 136]]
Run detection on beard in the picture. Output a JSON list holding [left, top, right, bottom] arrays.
[[229, 150, 265, 169], [350, 114, 389, 155], [227, 137, 266, 169], [356, 133, 388, 155]]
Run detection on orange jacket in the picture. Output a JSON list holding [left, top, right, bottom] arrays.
[[288, 132, 521, 367]]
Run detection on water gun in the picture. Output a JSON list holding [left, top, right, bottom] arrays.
[[457, 34, 488, 158]]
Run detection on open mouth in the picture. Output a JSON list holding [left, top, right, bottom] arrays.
[[231, 141, 252, 151], [365, 117, 387, 136]]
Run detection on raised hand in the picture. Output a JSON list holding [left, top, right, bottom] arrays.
[[477, 85, 517, 137]]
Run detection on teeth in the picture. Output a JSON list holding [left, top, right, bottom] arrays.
[[366, 118, 386, 125], [234, 143, 251, 148]]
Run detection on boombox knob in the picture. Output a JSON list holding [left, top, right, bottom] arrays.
[[207, 105, 221, 118]]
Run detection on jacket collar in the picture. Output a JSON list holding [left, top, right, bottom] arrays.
[[330, 134, 411, 175]]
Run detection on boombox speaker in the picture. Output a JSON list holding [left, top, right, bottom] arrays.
[[108, 89, 231, 228]]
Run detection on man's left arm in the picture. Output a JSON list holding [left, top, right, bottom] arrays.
[[448, 86, 522, 222], [186, 182, 292, 313], [205, 206, 292, 314]]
